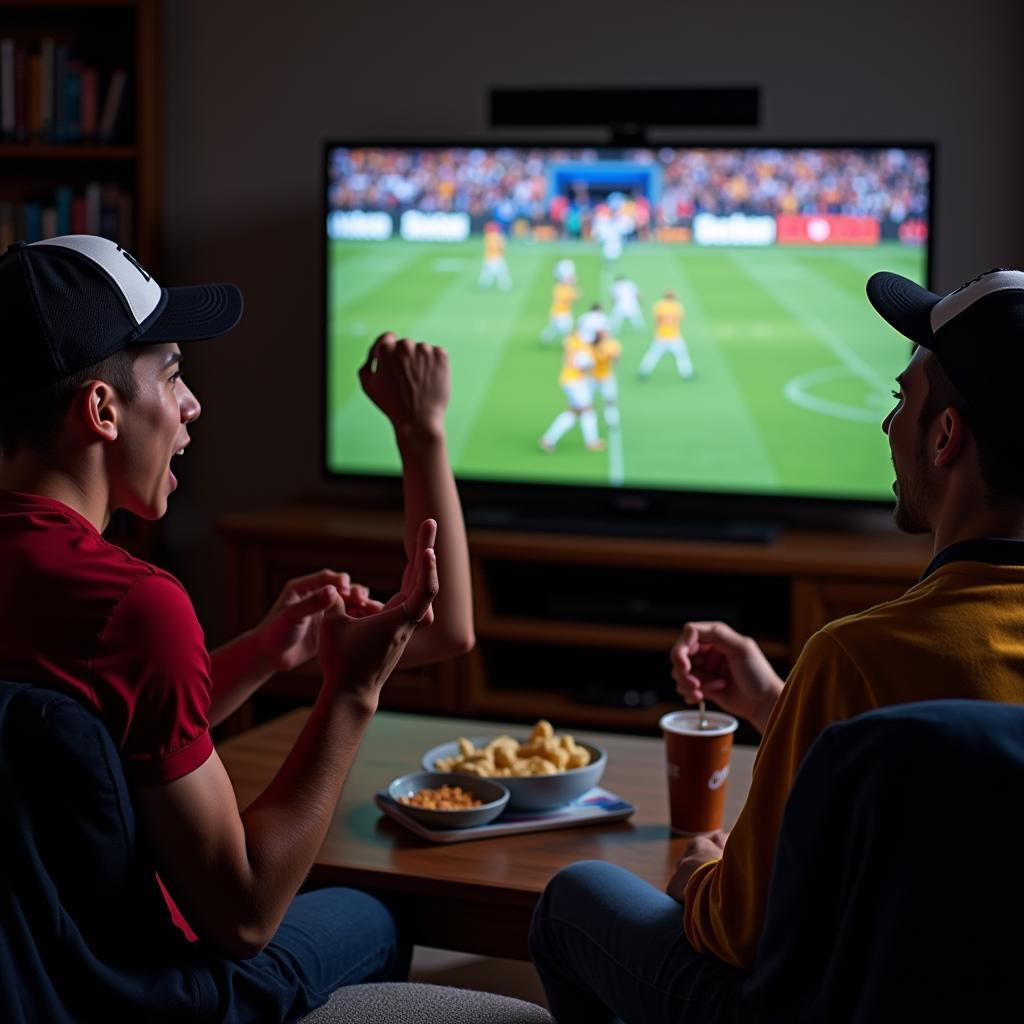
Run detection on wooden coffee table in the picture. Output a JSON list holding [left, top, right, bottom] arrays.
[[218, 709, 755, 960]]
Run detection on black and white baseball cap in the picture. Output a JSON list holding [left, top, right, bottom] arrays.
[[867, 268, 1024, 417], [1, 234, 243, 391]]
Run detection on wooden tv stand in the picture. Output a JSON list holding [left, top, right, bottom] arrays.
[[217, 503, 933, 735]]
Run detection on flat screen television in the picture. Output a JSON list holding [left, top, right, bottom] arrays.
[[323, 142, 932, 538]]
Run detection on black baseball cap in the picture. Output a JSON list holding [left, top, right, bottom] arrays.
[[1, 234, 244, 391], [867, 268, 1024, 419]]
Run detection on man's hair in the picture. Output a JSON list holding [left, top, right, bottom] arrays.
[[919, 353, 1024, 503], [0, 348, 141, 457]]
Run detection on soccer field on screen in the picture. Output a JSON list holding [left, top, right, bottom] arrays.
[[326, 240, 921, 501]]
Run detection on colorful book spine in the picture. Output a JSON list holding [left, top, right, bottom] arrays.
[[1, 39, 16, 139], [14, 46, 27, 141], [39, 37, 54, 140], [55, 186, 73, 235], [98, 68, 127, 142], [53, 43, 69, 142], [27, 53, 41, 139], [0, 202, 15, 250], [22, 201, 42, 243], [80, 66, 99, 141], [65, 60, 82, 141]]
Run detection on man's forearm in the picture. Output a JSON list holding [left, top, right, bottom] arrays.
[[395, 425, 474, 664], [235, 683, 377, 946]]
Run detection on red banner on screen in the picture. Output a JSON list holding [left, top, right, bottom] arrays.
[[776, 214, 880, 246]]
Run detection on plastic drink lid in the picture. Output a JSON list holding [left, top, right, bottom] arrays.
[[659, 710, 738, 737]]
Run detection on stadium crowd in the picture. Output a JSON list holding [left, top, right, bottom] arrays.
[[327, 146, 930, 233]]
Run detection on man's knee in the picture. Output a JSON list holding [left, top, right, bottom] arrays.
[[531, 860, 618, 955]]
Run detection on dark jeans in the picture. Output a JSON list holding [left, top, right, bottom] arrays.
[[530, 861, 746, 1024], [200, 886, 410, 1023]]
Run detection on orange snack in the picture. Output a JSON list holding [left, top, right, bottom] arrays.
[[398, 784, 483, 810]]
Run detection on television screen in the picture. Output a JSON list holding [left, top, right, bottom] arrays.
[[324, 144, 930, 504]]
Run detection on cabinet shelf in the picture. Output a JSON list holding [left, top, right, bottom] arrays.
[[476, 614, 789, 661], [0, 143, 137, 159], [218, 503, 933, 736]]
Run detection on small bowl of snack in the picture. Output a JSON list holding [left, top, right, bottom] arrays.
[[421, 720, 607, 812], [386, 771, 510, 829]]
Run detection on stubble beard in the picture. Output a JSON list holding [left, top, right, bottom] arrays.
[[891, 443, 933, 536]]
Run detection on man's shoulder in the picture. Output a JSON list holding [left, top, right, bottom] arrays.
[[805, 583, 927, 669], [825, 579, 925, 633], [1, 492, 187, 605]]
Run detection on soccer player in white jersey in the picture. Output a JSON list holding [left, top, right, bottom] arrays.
[[609, 275, 644, 332], [592, 196, 633, 264], [577, 303, 609, 343], [555, 258, 576, 283]]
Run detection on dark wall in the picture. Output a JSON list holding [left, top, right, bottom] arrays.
[[161, 0, 1024, 640]]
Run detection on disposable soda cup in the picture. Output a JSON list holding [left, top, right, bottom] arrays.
[[659, 710, 738, 835]]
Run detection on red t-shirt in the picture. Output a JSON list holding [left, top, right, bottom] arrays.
[[0, 490, 213, 783]]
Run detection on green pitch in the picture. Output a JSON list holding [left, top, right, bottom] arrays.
[[326, 239, 923, 501]]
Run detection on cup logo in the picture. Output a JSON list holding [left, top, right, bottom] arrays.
[[707, 766, 730, 791], [667, 763, 680, 779]]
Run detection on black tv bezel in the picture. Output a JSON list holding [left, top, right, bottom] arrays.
[[321, 138, 936, 538]]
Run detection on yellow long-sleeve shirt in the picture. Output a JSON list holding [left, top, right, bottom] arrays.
[[683, 557, 1024, 969]]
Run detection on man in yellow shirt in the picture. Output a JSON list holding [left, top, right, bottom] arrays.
[[478, 221, 511, 291], [539, 332, 605, 452], [591, 329, 623, 431], [541, 264, 579, 343], [638, 289, 694, 379], [530, 267, 1024, 1023]]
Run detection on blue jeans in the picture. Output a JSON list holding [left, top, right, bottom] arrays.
[[530, 861, 746, 1024], [197, 886, 410, 1023]]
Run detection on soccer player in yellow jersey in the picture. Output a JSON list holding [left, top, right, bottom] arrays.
[[478, 222, 511, 290], [540, 270, 579, 343], [539, 333, 605, 452], [591, 329, 623, 430], [638, 289, 694, 379]]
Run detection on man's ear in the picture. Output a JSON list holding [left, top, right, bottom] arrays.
[[933, 406, 966, 468], [77, 381, 119, 442]]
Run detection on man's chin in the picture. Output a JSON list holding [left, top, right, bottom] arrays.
[[892, 503, 931, 536]]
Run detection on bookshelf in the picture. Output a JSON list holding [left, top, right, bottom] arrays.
[[0, 0, 161, 265]]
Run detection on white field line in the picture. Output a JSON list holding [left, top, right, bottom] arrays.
[[608, 420, 625, 485], [783, 365, 886, 423]]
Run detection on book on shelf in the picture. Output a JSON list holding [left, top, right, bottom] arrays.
[[0, 202, 16, 251], [55, 185, 72, 235], [15, 45, 27, 141], [53, 43, 68, 141], [0, 183, 132, 246], [27, 52, 40, 138], [66, 60, 82, 141], [39, 37, 54, 139], [80, 66, 98, 140], [97, 68, 128, 142], [0, 39, 13, 138]]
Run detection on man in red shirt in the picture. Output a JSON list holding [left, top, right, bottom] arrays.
[[0, 235, 474, 1020]]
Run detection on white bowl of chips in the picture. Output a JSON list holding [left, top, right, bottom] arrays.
[[420, 720, 607, 812]]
